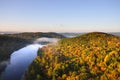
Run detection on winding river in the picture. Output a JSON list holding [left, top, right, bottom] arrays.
[[1, 37, 59, 80]]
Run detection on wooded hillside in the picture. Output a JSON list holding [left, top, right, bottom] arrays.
[[26, 32, 120, 80]]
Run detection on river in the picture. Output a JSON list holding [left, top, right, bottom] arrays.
[[1, 44, 44, 80], [1, 37, 59, 80]]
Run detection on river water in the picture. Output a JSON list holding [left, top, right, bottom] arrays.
[[1, 37, 59, 80], [1, 44, 44, 80]]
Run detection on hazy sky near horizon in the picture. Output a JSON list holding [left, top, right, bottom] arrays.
[[0, 0, 120, 32]]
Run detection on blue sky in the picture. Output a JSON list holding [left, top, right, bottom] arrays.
[[0, 0, 120, 32]]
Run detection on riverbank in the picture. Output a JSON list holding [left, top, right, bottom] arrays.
[[0, 35, 32, 62], [0, 60, 9, 79]]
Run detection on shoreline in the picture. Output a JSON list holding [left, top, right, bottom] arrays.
[[0, 60, 9, 79]]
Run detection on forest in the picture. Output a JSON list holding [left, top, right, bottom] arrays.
[[26, 32, 120, 80]]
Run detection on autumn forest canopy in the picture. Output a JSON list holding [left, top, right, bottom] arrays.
[[26, 32, 120, 80]]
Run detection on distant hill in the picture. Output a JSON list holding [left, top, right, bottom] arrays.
[[6, 32, 65, 39], [108, 32, 120, 37], [26, 32, 120, 80], [59, 32, 120, 38]]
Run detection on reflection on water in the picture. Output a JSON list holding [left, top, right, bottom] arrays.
[[2, 44, 44, 80]]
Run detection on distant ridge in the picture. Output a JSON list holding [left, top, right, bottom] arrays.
[[74, 32, 119, 39], [59, 32, 120, 38], [5, 32, 65, 39]]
